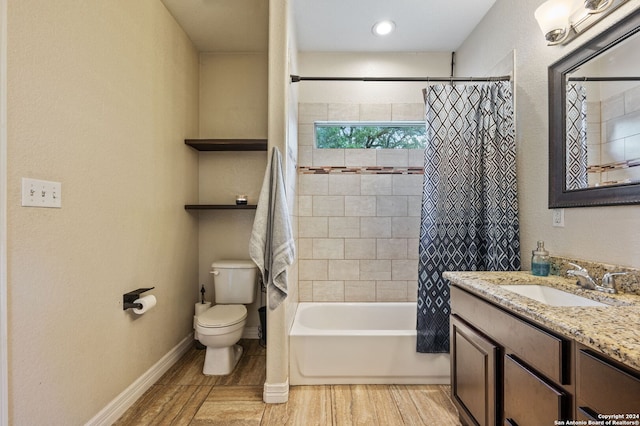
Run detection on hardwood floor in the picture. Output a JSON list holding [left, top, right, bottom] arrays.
[[115, 339, 461, 425]]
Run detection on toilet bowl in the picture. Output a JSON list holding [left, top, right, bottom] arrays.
[[196, 304, 248, 375], [194, 260, 257, 375]]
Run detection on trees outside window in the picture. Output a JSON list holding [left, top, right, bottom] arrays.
[[315, 122, 426, 149]]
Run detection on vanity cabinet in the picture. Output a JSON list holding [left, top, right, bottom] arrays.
[[451, 315, 498, 426], [575, 344, 640, 419], [450, 285, 573, 425]]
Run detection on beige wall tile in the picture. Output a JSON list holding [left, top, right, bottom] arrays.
[[313, 149, 345, 167], [298, 217, 328, 238], [377, 196, 408, 217], [407, 280, 418, 302], [298, 238, 313, 259], [407, 238, 420, 260], [298, 173, 328, 195], [391, 103, 424, 121], [298, 195, 313, 216], [377, 239, 408, 259], [345, 239, 376, 260], [298, 146, 313, 167], [298, 123, 315, 146], [345, 149, 377, 167], [360, 260, 392, 281], [328, 103, 359, 121], [299, 103, 328, 124], [329, 174, 361, 195], [408, 150, 424, 168], [376, 281, 408, 302], [345, 281, 376, 302], [329, 260, 360, 280], [361, 174, 393, 195], [377, 149, 408, 167], [360, 217, 392, 238], [392, 174, 423, 195], [299, 260, 328, 280], [312, 195, 345, 216], [408, 196, 422, 217], [313, 281, 345, 301], [392, 216, 421, 238], [329, 217, 360, 238], [299, 281, 313, 301], [313, 238, 345, 259], [345, 195, 377, 217], [392, 259, 419, 281], [360, 104, 392, 121]]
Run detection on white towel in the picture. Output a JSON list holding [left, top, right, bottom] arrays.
[[249, 147, 295, 310]]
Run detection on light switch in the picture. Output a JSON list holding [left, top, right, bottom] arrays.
[[21, 178, 62, 208]]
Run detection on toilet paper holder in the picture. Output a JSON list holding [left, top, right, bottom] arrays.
[[123, 287, 155, 311]]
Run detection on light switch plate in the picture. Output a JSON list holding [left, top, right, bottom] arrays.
[[21, 178, 62, 208]]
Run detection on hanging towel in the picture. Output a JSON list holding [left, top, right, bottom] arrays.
[[250, 147, 295, 310]]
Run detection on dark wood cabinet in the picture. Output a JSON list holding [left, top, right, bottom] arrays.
[[451, 314, 499, 426], [451, 286, 573, 426], [504, 354, 568, 426], [450, 283, 640, 426], [575, 345, 640, 417]]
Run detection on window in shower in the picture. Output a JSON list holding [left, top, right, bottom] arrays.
[[315, 121, 427, 149]]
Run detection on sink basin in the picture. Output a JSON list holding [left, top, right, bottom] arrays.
[[501, 285, 608, 307]]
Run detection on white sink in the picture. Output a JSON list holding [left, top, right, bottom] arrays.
[[501, 285, 608, 307]]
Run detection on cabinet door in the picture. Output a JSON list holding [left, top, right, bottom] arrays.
[[451, 314, 499, 426], [504, 354, 568, 426], [576, 347, 640, 416]]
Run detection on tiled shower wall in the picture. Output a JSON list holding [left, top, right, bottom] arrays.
[[587, 84, 640, 186], [297, 102, 425, 302]]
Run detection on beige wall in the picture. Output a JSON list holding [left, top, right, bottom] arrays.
[[197, 53, 269, 333], [455, 0, 640, 270], [7, 1, 199, 423]]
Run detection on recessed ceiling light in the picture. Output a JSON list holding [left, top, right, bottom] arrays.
[[372, 20, 395, 36]]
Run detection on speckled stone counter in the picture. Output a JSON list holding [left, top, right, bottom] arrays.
[[443, 271, 640, 372]]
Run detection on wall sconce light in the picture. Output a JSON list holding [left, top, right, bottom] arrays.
[[534, 0, 628, 45]]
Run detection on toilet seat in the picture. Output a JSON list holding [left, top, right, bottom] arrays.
[[197, 305, 247, 328]]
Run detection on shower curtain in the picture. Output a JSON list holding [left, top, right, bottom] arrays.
[[565, 83, 589, 190], [416, 81, 521, 353]]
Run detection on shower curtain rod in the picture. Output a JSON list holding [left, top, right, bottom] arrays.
[[290, 74, 511, 83], [568, 76, 640, 81]]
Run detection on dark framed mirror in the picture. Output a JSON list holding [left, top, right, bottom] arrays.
[[549, 7, 640, 208]]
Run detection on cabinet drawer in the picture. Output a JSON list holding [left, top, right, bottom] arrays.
[[451, 286, 567, 384], [576, 348, 640, 415], [504, 354, 568, 426]]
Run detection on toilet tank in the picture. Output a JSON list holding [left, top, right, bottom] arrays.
[[211, 260, 258, 304]]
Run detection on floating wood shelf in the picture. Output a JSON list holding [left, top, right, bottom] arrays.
[[184, 204, 258, 211], [185, 139, 268, 151]]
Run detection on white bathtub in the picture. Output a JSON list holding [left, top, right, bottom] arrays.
[[289, 302, 450, 385]]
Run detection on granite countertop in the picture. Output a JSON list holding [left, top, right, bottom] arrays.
[[443, 270, 640, 371]]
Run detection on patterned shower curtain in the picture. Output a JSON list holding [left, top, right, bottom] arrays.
[[416, 81, 521, 353], [565, 83, 589, 190]]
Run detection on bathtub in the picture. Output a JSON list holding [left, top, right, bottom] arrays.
[[289, 302, 450, 385]]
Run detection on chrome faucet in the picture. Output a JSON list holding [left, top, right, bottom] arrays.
[[566, 262, 627, 294], [567, 262, 598, 290]]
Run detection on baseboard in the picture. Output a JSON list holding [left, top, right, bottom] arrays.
[[243, 325, 259, 339], [263, 379, 289, 403], [85, 333, 194, 426]]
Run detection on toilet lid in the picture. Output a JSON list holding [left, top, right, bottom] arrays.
[[197, 305, 247, 328]]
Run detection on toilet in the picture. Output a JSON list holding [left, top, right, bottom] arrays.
[[195, 260, 258, 375]]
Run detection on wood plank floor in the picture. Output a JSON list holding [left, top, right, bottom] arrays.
[[115, 339, 461, 425]]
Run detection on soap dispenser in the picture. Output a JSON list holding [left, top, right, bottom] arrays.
[[531, 241, 550, 277]]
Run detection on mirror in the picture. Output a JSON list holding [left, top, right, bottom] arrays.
[[549, 7, 640, 207]]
